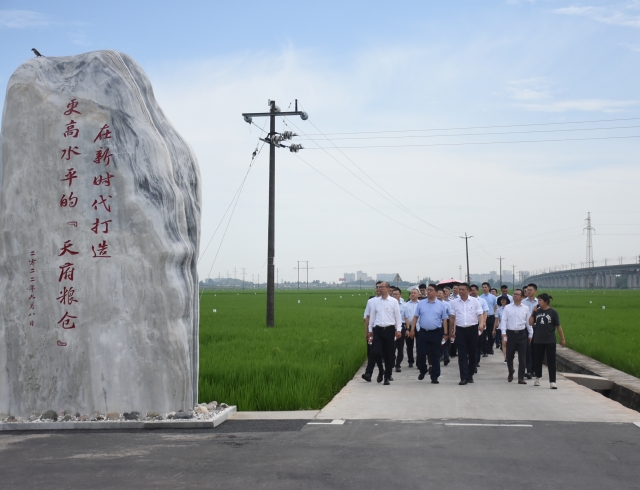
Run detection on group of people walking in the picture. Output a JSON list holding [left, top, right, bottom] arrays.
[[362, 281, 566, 388]]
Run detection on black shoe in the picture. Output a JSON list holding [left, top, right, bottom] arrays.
[[384, 378, 390, 385], [361, 373, 372, 382], [418, 372, 425, 380], [408, 362, 414, 368], [476, 363, 480, 367], [389, 376, 394, 381], [459, 380, 468, 385], [518, 379, 527, 385], [467, 377, 474, 383], [431, 379, 439, 384], [395, 366, 401, 373], [482, 353, 488, 358], [444, 358, 450, 366], [525, 373, 533, 379], [377, 373, 383, 383], [489, 349, 494, 355]]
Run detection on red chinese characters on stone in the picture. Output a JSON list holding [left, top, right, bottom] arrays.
[[60, 168, 78, 187], [91, 240, 111, 258], [61, 146, 81, 161], [93, 124, 112, 142], [58, 262, 75, 282], [63, 120, 79, 138], [58, 311, 77, 329], [58, 240, 79, 256], [93, 147, 113, 166], [91, 195, 112, 212], [64, 99, 81, 116], [93, 172, 114, 186], [57, 286, 78, 305], [91, 219, 112, 235], [60, 192, 78, 208]]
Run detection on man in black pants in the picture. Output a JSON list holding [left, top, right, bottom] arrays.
[[449, 283, 484, 385], [362, 282, 384, 383], [499, 289, 533, 384], [366, 282, 402, 385]]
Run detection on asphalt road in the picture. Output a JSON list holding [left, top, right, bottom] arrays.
[[1, 419, 639, 489]]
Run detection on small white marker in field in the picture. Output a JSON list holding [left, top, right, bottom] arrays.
[[590, 301, 592, 304], [213, 309, 217, 313], [602, 306, 606, 309], [340, 296, 342, 298], [324, 298, 327, 300], [298, 300, 300, 303]]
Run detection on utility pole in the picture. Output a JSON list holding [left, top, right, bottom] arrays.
[[241, 268, 246, 290], [305, 261, 309, 290], [459, 265, 462, 281], [460, 233, 473, 283], [498, 256, 504, 286], [512, 264, 516, 289], [242, 100, 308, 327], [296, 261, 301, 291], [276, 268, 278, 289], [584, 211, 595, 288]]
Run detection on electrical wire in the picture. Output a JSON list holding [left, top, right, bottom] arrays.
[[304, 134, 640, 149], [296, 124, 640, 141], [304, 116, 640, 136]]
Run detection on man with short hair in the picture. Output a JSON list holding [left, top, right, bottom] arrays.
[[450, 284, 460, 300], [500, 289, 533, 384], [362, 282, 384, 383], [401, 288, 420, 368], [490, 288, 498, 296], [367, 282, 402, 385], [470, 284, 489, 370], [443, 286, 457, 358], [449, 283, 484, 385], [480, 282, 498, 356], [499, 285, 513, 303], [410, 284, 448, 383], [393, 287, 408, 371], [418, 283, 427, 299]]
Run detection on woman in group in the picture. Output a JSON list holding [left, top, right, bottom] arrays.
[[529, 293, 566, 389]]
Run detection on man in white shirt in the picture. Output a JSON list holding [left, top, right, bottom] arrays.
[[499, 285, 513, 303], [450, 284, 460, 301], [449, 283, 484, 385], [436, 288, 451, 366], [480, 282, 498, 356], [500, 289, 533, 384], [362, 282, 384, 383], [522, 283, 539, 379], [367, 282, 402, 385], [392, 287, 408, 371], [400, 288, 420, 369], [470, 284, 489, 371]]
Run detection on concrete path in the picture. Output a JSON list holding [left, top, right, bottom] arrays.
[[316, 348, 640, 423]]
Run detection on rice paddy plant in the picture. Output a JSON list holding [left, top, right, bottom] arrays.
[[198, 290, 370, 410]]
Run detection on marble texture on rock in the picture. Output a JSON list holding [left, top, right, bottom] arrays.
[[0, 50, 201, 418]]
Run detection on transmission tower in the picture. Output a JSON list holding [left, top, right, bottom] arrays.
[[584, 212, 595, 288]]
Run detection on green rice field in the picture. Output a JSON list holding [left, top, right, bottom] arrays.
[[198, 288, 640, 410], [546, 289, 640, 379]]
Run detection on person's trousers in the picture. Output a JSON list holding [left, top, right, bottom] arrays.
[[450, 337, 458, 357], [442, 339, 450, 361], [395, 326, 414, 366], [485, 315, 495, 353], [506, 329, 527, 380], [365, 340, 384, 375], [455, 325, 478, 381], [416, 328, 443, 379], [533, 342, 557, 382], [373, 326, 396, 379], [525, 340, 532, 374]]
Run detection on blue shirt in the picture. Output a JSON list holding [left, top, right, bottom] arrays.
[[414, 298, 448, 331], [480, 293, 497, 316]]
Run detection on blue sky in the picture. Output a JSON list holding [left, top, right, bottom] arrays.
[[2, 1, 640, 283]]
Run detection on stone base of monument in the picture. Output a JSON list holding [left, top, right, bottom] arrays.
[[0, 405, 236, 432]]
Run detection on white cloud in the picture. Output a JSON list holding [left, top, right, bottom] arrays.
[[68, 30, 90, 46], [554, 2, 640, 28], [507, 77, 553, 100], [0, 10, 51, 29]]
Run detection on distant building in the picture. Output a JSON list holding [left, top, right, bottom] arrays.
[[356, 270, 373, 282], [376, 273, 396, 282], [344, 272, 356, 282]]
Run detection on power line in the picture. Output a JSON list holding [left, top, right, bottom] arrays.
[[285, 114, 459, 237], [304, 116, 640, 136], [297, 124, 640, 141], [304, 134, 640, 149]]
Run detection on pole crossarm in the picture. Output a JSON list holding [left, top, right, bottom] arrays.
[[242, 111, 308, 118]]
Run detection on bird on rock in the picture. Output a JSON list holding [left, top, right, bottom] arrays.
[[31, 48, 43, 57]]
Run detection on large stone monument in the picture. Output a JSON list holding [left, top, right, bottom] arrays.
[[0, 50, 201, 418]]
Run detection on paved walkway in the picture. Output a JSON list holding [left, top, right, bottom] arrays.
[[316, 348, 640, 423]]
